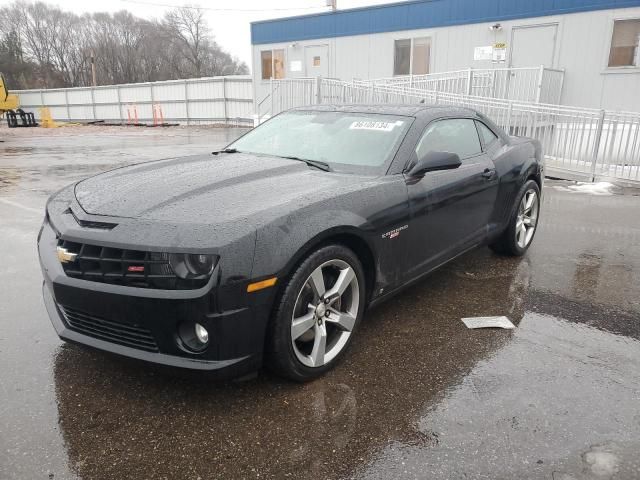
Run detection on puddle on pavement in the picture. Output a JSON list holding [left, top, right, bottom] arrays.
[[0, 146, 36, 156], [1, 131, 639, 480], [44, 248, 640, 479], [354, 312, 640, 480]]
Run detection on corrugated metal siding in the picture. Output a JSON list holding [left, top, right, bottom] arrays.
[[12, 76, 253, 125], [251, 0, 640, 43]]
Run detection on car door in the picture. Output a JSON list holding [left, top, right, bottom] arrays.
[[402, 117, 499, 280]]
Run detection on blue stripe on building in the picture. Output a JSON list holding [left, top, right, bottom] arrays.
[[251, 0, 640, 44]]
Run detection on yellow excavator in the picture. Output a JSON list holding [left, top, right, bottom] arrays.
[[1, 73, 37, 127]]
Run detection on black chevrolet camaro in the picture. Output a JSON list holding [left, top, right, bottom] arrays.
[[39, 105, 543, 381]]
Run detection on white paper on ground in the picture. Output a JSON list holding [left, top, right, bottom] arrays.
[[461, 316, 515, 329]]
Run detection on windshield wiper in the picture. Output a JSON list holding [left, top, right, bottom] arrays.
[[212, 148, 240, 155], [280, 156, 332, 172]]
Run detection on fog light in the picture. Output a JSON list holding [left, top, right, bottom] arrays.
[[195, 323, 209, 344], [178, 321, 210, 352]]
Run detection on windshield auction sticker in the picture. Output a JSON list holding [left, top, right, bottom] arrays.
[[349, 120, 403, 132]]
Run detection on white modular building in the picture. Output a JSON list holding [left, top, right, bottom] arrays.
[[250, 0, 640, 111]]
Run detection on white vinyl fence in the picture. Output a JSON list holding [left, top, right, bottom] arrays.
[[261, 77, 640, 185], [354, 66, 565, 105], [12, 76, 254, 126], [256, 67, 564, 120]]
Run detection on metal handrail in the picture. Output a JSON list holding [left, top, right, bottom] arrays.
[[261, 76, 640, 184], [353, 66, 565, 105]]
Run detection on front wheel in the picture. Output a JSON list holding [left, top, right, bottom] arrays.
[[266, 245, 365, 382], [490, 180, 541, 256]]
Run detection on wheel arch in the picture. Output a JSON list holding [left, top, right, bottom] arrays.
[[277, 226, 378, 305], [263, 227, 378, 361], [525, 166, 542, 190]]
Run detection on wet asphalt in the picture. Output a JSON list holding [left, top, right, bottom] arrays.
[[1, 125, 640, 480]]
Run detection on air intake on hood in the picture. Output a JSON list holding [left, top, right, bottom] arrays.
[[67, 208, 117, 230]]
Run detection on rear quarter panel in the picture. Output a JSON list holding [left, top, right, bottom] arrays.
[[490, 136, 542, 230]]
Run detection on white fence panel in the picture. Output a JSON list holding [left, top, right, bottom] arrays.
[[227, 100, 254, 122], [95, 104, 120, 120], [14, 91, 41, 106], [68, 105, 93, 120], [119, 85, 151, 103], [48, 106, 69, 121], [160, 102, 188, 121], [187, 100, 224, 122], [67, 89, 92, 104], [356, 67, 564, 104], [188, 79, 224, 100], [261, 77, 640, 184], [42, 90, 67, 106], [93, 87, 118, 104], [153, 83, 185, 102], [11, 76, 253, 125], [227, 80, 252, 100]]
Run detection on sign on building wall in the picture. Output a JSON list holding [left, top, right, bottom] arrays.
[[492, 42, 507, 63], [474, 46, 493, 61], [290, 60, 302, 72]]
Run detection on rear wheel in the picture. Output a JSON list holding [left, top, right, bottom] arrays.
[[267, 245, 365, 382], [490, 180, 540, 256]]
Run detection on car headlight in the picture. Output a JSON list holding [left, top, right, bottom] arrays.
[[169, 253, 218, 279]]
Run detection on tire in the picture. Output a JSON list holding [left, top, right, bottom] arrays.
[[266, 244, 366, 382], [490, 179, 541, 256]]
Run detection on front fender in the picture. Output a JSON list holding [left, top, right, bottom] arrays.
[[252, 209, 373, 279]]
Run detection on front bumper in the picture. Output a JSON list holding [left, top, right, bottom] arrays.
[[38, 219, 270, 377]]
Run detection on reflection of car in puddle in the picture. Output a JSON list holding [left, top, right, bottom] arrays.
[[52, 345, 359, 479], [448, 252, 532, 326], [288, 382, 357, 472], [51, 251, 533, 479]]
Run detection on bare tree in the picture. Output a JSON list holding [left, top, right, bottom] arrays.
[[0, 1, 248, 89], [163, 6, 209, 77]]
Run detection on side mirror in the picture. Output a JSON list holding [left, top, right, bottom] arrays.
[[408, 151, 462, 177]]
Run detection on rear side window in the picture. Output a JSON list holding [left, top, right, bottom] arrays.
[[476, 121, 499, 148], [415, 118, 482, 160]]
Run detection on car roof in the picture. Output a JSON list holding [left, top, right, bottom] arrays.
[[290, 104, 479, 118]]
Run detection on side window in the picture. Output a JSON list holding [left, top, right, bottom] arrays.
[[476, 121, 499, 148], [394, 39, 411, 75], [415, 119, 482, 160], [273, 49, 285, 79], [394, 37, 432, 75], [412, 37, 431, 75], [608, 19, 640, 67], [261, 51, 273, 80], [261, 49, 285, 80]]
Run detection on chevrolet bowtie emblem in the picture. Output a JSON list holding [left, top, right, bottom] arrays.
[[56, 246, 78, 264]]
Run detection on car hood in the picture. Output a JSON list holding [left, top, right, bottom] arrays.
[[74, 153, 368, 226]]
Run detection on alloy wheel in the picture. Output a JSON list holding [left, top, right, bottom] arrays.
[[515, 189, 539, 249], [290, 259, 360, 368]]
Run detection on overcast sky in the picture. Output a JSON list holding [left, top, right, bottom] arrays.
[[0, 0, 408, 70]]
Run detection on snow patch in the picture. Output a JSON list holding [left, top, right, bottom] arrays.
[[553, 182, 616, 196]]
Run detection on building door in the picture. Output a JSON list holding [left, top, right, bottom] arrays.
[[509, 24, 558, 101], [305, 45, 329, 77]]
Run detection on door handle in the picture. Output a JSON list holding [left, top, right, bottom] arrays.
[[482, 168, 496, 179]]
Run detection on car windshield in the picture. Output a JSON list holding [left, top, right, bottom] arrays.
[[228, 110, 412, 174]]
